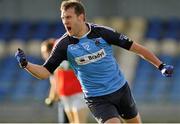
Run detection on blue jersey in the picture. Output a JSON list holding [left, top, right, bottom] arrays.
[[43, 23, 133, 97]]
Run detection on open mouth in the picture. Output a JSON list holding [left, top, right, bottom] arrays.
[[67, 27, 72, 32]]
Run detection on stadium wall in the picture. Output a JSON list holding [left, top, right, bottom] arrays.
[[0, 0, 180, 21], [0, 102, 179, 123]]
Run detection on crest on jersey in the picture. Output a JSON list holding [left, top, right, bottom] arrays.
[[119, 34, 131, 41]]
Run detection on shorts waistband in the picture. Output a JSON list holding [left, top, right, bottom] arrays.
[[86, 82, 128, 99]]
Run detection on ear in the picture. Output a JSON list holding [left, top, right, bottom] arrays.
[[78, 14, 85, 21]]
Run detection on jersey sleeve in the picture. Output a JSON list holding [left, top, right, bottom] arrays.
[[98, 26, 133, 50], [43, 39, 68, 74]]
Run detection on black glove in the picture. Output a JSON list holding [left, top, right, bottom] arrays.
[[15, 48, 28, 68]]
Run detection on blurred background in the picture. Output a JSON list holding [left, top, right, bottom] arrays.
[[0, 0, 180, 123]]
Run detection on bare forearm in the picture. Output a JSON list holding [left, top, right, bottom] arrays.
[[25, 62, 51, 79], [140, 48, 162, 68], [130, 42, 162, 68]]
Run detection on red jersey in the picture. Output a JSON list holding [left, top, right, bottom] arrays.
[[55, 68, 82, 96]]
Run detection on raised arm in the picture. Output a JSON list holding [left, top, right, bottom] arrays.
[[129, 42, 174, 77], [129, 42, 162, 68], [15, 48, 51, 79], [25, 62, 51, 79], [94, 26, 173, 77]]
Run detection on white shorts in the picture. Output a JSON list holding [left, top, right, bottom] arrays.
[[60, 92, 87, 112]]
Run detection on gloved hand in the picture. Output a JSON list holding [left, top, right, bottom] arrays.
[[159, 63, 174, 77], [15, 48, 28, 68], [45, 97, 54, 107]]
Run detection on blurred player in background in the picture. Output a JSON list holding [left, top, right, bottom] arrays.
[[41, 39, 69, 123], [15, 0, 174, 123], [41, 38, 89, 123]]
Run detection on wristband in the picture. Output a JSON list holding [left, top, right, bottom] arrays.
[[158, 63, 165, 70]]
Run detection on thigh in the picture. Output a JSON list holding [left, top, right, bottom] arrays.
[[61, 93, 87, 111], [123, 113, 142, 123], [85, 96, 120, 123], [61, 93, 89, 123], [71, 93, 87, 110], [71, 93, 89, 123], [73, 107, 89, 123], [115, 83, 138, 120], [61, 96, 72, 111]]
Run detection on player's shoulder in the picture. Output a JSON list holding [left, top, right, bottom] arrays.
[[55, 33, 69, 43], [89, 23, 115, 32], [88, 22, 116, 38], [52, 33, 71, 50]]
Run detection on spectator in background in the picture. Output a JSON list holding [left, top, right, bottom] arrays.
[[41, 38, 89, 123]]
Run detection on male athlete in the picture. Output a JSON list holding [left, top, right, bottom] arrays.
[[15, 0, 173, 123]]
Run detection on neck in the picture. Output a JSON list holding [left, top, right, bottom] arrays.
[[76, 23, 89, 38]]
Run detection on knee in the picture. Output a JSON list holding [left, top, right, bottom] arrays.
[[104, 117, 121, 124], [123, 113, 142, 123]]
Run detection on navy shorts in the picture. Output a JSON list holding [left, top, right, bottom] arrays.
[[85, 83, 138, 123]]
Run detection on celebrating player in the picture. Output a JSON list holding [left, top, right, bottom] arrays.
[[15, 0, 173, 123]]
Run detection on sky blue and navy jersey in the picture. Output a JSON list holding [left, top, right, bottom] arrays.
[[43, 23, 133, 97]]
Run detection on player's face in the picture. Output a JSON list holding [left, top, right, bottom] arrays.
[[61, 7, 84, 37]]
